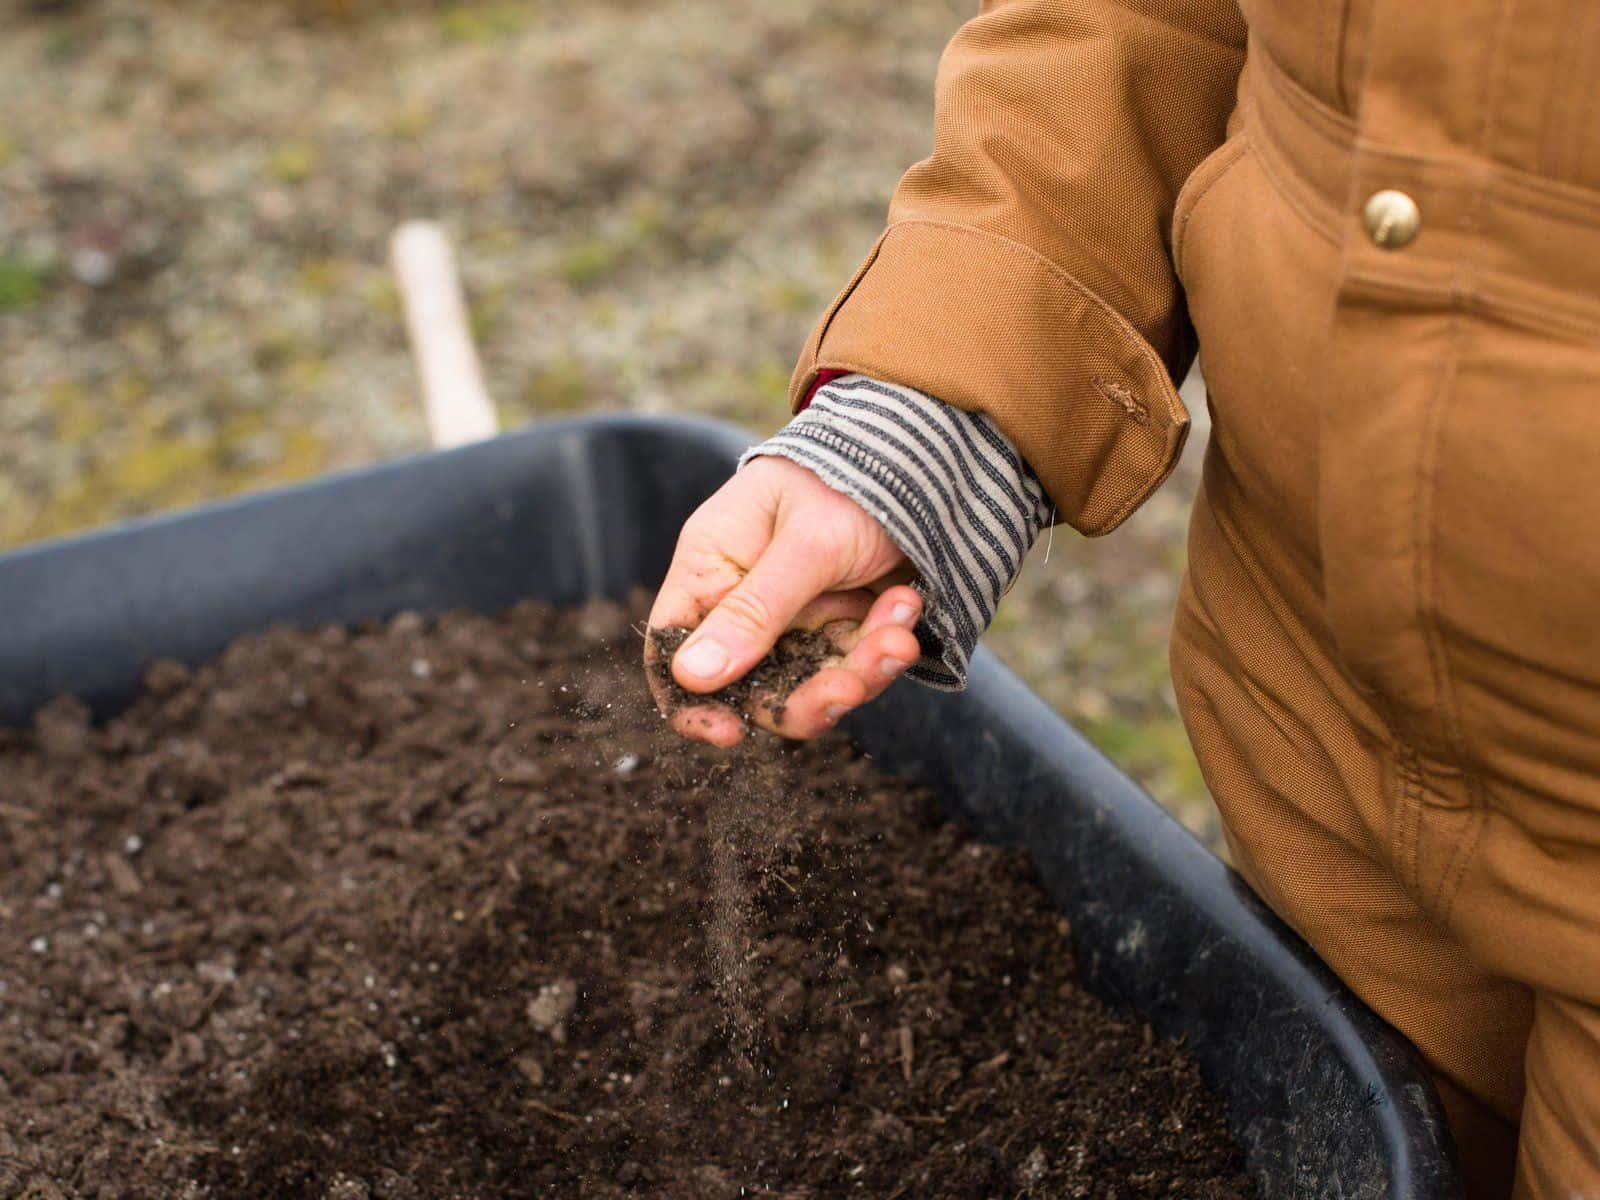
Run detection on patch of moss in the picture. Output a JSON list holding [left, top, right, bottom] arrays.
[[298, 257, 346, 296], [624, 192, 668, 242], [761, 279, 818, 318], [385, 101, 432, 141], [438, 2, 532, 43], [365, 276, 402, 320], [0, 255, 48, 311], [11, 407, 332, 550], [0, 130, 17, 168], [462, 160, 503, 195], [268, 142, 319, 184], [555, 238, 625, 289], [284, 353, 331, 391], [523, 353, 594, 412]]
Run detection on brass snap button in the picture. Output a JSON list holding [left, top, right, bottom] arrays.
[[1362, 189, 1421, 249]]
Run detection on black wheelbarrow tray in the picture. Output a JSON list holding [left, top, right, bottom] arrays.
[[0, 413, 1463, 1199]]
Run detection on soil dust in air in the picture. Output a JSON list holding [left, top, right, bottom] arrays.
[[698, 756, 803, 1064]]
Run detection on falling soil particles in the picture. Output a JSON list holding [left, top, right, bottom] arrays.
[[0, 597, 1254, 1199]]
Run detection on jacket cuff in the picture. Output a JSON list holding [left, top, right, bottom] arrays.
[[742, 375, 1050, 691], [788, 219, 1190, 536]]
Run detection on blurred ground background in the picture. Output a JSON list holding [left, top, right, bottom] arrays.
[[0, 0, 1219, 847]]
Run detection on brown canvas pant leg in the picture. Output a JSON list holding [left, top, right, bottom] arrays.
[[1518, 999, 1600, 1200], [1171, 475, 1532, 1199], [1168, 52, 1600, 1198], [1176, 458, 1600, 1200], [1170, 457, 1531, 1192]]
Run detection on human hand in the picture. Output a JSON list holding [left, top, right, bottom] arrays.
[[644, 456, 923, 746]]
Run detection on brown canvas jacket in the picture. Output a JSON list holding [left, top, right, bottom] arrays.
[[788, 0, 1600, 535]]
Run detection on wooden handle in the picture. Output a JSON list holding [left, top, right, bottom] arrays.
[[390, 219, 499, 448]]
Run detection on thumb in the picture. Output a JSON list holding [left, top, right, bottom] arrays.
[[671, 526, 840, 692]]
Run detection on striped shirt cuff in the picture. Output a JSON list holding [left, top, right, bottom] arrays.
[[741, 374, 1051, 690]]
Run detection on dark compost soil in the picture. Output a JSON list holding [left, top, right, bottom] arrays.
[[645, 625, 844, 727], [0, 598, 1254, 1199]]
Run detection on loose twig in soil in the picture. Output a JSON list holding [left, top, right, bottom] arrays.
[[525, 1099, 581, 1124]]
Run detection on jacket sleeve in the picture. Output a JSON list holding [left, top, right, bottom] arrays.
[[789, 0, 1246, 535]]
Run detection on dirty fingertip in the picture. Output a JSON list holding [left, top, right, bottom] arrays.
[[669, 705, 744, 748]]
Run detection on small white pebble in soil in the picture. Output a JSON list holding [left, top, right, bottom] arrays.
[[527, 979, 578, 1042], [612, 753, 641, 777], [29, 936, 48, 955], [1018, 1146, 1048, 1187], [124, 834, 143, 855], [45, 882, 62, 899], [886, 963, 909, 986], [411, 658, 432, 678], [82, 923, 99, 939]]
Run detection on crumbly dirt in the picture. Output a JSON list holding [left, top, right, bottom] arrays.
[[645, 624, 843, 726], [0, 598, 1253, 1199]]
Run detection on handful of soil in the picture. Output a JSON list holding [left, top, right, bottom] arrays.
[[645, 623, 845, 725]]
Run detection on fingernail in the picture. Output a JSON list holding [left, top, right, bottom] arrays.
[[677, 638, 728, 680], [891, 603, 918, 627], [823, 703, 848, 724], [879, 656, 908, 679]]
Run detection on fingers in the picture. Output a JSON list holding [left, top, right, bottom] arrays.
[[644, 456, 917, 746], [751, 585, 923, 739], [665, 703, 748, 748], [665, 522, 843, 695], [651, 586, 924, 748], [789, 588, 878, 631]]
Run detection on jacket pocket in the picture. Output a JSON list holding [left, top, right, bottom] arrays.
[[1172, 134, 1249, 284]]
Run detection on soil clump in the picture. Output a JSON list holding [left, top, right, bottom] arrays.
[[0, 599, 1253, 1198], [646, 624, 843, 726]]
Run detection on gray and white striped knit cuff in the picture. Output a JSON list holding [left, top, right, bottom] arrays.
[[740, 374, 1051, 690]]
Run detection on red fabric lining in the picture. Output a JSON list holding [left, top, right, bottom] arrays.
[[799, 369, 850, 411]]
